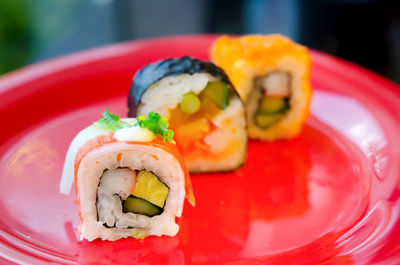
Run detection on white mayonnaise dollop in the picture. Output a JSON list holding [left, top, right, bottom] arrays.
[[114, 126, 155, 142]]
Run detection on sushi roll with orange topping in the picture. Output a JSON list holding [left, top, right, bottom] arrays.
[[128, 57, 247, 173], [210, 34, 312, 141], [59, 110, 194, 241]]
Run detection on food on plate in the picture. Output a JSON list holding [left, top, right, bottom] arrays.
[[210, 34, 312, 141], [59, 110, 194, 241], [128, 56, 247, 173]]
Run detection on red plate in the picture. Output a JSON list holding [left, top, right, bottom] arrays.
[[0, 35, 400, 264]]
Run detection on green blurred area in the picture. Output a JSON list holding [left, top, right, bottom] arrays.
[[0, 0, 31, 74], [0, 0, 82, 75]]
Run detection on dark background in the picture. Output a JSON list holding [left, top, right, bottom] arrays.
[[1, 0, 399, 83]]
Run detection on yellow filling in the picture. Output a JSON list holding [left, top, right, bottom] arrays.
[[170, 93, 220, 153], [132, 170, 169, 208]]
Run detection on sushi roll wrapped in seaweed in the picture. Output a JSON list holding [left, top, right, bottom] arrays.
[[128, 57, 247, 173], [59, 110, 194, 241], [210, 34, 312, 141]]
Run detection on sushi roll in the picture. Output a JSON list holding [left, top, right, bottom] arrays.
[[128, 57, 247, 173], [210, 34, 312, 141], [59, 110, 195, 241]]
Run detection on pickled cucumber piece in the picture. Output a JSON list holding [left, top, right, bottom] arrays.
[[259, 97, 289, 114], [123, 196, 162, 217], [132, 170, 169, 208], [254, 113, 284, 128], [202, 81, 230, 109], [180, 92, 201, 114]]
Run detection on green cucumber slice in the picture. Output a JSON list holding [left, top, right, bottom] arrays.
[[202, 81, 230, 109], [254, 113, 284, 128], [123, 195, 162, 217], [179, 92, 201, 114], [258, 97, 289, 114]]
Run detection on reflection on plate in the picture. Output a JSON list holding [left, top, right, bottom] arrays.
[[0, 35, 399, 264]]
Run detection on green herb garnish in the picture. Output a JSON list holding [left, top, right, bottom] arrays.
[[93, 109, 174, 143], [135, 112, 174, 143], [93, 109, 131, 131]]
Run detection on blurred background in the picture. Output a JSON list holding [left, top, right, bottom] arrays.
[[0, 0, 399, 83]]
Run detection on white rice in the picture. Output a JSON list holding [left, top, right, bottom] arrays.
[[139, 73, 218, 117], [137, 74, 247, 172]]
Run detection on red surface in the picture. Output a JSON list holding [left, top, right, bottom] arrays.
[[0, 35, 400, 264]]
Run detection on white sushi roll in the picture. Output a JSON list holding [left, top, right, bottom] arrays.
[[128, 57, 248, 173], [60, 110, 194, 241]]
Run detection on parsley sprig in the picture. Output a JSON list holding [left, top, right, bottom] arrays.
[[93, 109, 131, 131], [93, 109, 174, 143], [135, 112, 174, 143]]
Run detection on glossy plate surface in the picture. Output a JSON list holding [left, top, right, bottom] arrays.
[[0, 35, 399, 265]]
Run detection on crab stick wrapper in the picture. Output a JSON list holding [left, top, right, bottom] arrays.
[[59, 110, 194, 241]]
